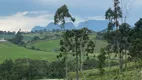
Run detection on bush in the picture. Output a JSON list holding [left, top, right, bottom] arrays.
[[83, 58, 98, 70]]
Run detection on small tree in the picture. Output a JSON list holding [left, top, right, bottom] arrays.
[[32, 36, 40, 42], [9, 29, 24, 46], [97, 48, 106, 76]]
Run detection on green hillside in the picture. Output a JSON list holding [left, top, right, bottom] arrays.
[[0, 34, 14, 39], [0, 41, 58, 63], [26, 39, 107, 53], [26, 39, 60, 52]]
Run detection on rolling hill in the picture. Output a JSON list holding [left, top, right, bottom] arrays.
[[0, 41, 58, 63], [26, 38, 107, 53], [26, 39, 60, 52]]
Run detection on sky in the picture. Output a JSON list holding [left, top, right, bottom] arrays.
[[0, 0, 141, 31]]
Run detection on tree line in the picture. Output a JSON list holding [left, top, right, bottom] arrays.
[[0, 57, 106, 80]]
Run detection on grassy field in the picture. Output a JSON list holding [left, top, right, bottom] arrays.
[[0, 32, 62, 42], [26, 39, 60, 52], [0, 34, 14, 39], [24, 32, 63, 42], [0, 32, 108, 64], [26, 39, 107, 53], [0, 41, 58, 63]]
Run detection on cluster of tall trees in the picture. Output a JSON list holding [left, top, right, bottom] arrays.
[[54, 1, 142, 79], [58, 28, 95, 79], [54, 4, 96, 80], [104, 0, 142, 72]]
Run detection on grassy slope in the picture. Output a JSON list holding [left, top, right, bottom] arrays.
[[26, 39, 60, 52], [95, 40, 108, 53], [23, 32, 62, 41], [0, 34, 14, 39], [0, 32, 62, 42], [0, 42, 58, 62], [26, 39, 107, 53], [0, 32, 107, 64], [68, 62, 141, 80]]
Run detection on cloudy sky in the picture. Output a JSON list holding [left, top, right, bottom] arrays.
[[0, 0, 141, 31]]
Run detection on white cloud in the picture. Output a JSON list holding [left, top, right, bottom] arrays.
[[0, 11, 107, 31], [0, 12, 53, 31], [40, 0, 113, 9], [87, 16, 105, 20], [73, 16, 105, 26], [134, 0, 142, 5], [14, 12, 29, 16]]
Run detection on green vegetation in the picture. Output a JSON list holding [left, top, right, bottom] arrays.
[[0, 59, 67, 79], [0, 34, 14, 39], [0, 1, 142, 80], [0, 42, 57, 62], [26, 39, 60, 52], [26, 39, 107, 53], [68, 62, 142, 80]]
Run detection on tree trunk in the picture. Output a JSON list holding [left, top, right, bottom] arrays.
[[108, 53, 111, 70], [79, 53, 81, 71], [116, 30, 123, 71], [75, 37, 79, 80], [116, 17, 123, 72], [80, 36, 84, 72], [76, 53, 79, 80], [80, 45, 83, 72], [65, 55, 68, 80], [119, 52, 123, 71], [125, 49, 127, 70]]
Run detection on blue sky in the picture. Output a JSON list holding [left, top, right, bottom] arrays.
[[0, 0, 141, 31]]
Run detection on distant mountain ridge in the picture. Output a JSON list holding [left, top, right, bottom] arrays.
[[77, 20, 108, 31], [31, 20, 108, 32], [31, 26, 45, 31]]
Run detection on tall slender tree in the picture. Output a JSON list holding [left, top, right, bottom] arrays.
[[105, 0, 122, 71], [54, 4, 75, 80], [113, 1, 123, 71]]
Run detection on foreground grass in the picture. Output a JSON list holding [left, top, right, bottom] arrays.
[[69, 62, 142, 80], [0, 42, 58, 63]]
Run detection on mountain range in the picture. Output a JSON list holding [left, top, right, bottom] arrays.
[[31, 20, 108, 32]]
